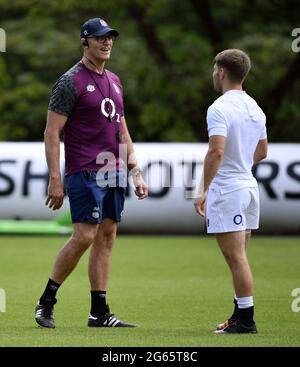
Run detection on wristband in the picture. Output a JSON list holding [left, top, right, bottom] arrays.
[[128, 167, 142, 177]]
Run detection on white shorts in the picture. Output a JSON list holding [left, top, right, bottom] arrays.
[[205, 186, 260, 234]]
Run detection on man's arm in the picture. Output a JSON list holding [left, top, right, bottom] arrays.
[[253, 138, 268, 165], [195, 169, 204, 199], [203, 135, 226, 192], [44, 110, 68, 210], [194, 135, 226, 216], [120, 116, 148, 200]]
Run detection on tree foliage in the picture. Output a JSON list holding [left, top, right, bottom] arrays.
[[0, 0, 300, 142]]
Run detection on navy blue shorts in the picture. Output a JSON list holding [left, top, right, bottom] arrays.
[[65, 171, 125, 224]]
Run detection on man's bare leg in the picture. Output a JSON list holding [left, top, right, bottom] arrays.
[[36, 222, 98, 328], [217, 231, 253, 297], [88, 218, 117, 316], [216, 230, 256, 331], [51, 222, 99, 284], [87, 218, 136, 327]]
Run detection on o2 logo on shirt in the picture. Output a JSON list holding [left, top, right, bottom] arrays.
[[100, 98, 120, 122]]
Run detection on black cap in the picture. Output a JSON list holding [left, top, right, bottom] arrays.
[[80, 18, 119, 39]]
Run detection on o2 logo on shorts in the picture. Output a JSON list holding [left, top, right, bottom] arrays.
[[233, 214, 243, 225]]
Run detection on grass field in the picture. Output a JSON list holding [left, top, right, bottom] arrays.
[[0, 235, 299, 347]]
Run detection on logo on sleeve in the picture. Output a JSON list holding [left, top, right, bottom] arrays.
[[87, 84, 95, 92]]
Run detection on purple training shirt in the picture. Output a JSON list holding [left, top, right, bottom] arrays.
[[48, 62, 125, 176]]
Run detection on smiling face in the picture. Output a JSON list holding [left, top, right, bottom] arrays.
[[86, 33, 115, 62]]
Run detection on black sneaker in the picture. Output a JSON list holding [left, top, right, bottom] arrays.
[[214, 319, 257, 334], [35, 302, 55, 328], [88, 305, 136, 328]]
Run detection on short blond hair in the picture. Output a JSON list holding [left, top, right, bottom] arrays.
[[214, 49, 251, 83]]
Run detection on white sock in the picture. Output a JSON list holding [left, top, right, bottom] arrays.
[[236, 296, 254, 309]]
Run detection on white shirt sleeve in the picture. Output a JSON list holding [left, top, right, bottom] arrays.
[[260, 114, 267, 140], [207, 105, 227, 137]]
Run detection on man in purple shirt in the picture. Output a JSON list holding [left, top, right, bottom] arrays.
[[35, 17, 148, 328]]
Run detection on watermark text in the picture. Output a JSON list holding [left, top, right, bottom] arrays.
[[0, 28, 6, 52], [291, 28, 300, 52], [291, 288, 300, 312], [0, 288, 6, 312]]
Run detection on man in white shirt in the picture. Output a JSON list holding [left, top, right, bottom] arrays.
[[194, 49, 268, 334]]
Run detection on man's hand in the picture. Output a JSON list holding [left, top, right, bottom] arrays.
[[133, 172, 148, 200], [194, 191, 207, 217], [45, 177, 65, 210]]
